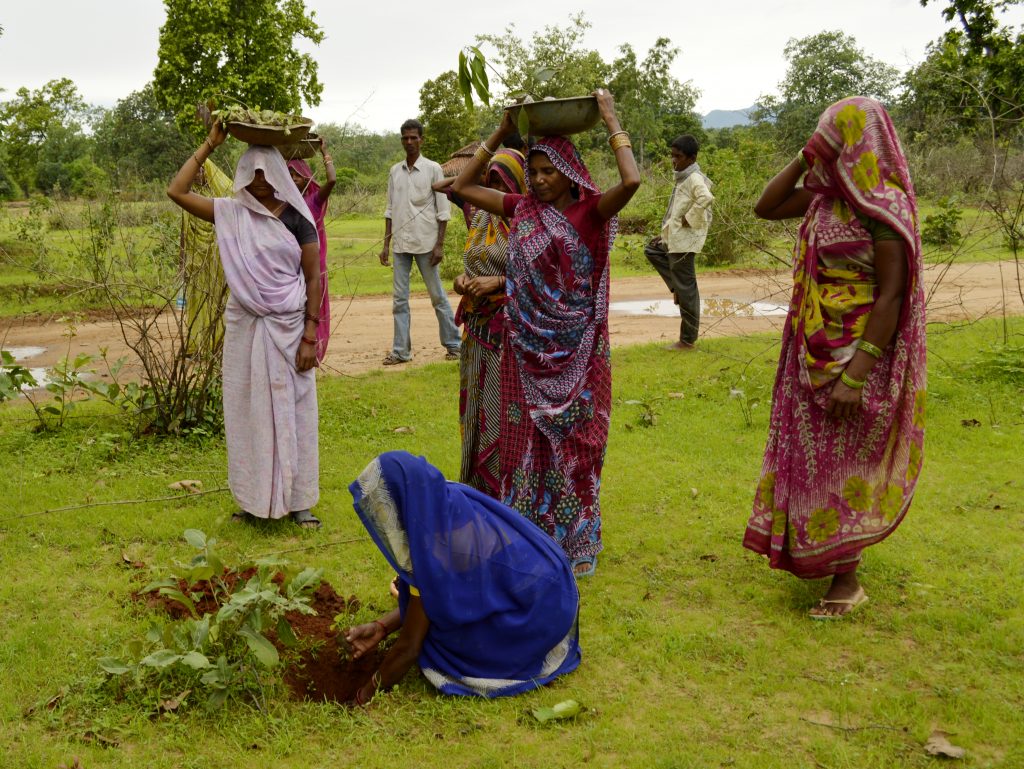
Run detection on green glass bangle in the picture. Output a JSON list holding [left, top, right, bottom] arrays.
[[840, 370, 866, 389], [856, 339, 884, 359], [796, 151, 809, 173]]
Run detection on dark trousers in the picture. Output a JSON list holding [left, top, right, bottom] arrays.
[[645, 249, 700, 344]]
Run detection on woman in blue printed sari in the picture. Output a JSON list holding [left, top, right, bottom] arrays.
[[345, 451, 581, 703]]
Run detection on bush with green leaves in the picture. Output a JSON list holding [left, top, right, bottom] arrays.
[[922, 196, 963, 247], [99, 529, 322, 712], [0, 350, 38, 402]]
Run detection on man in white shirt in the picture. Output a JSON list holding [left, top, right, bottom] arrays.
[[646, 134, 714, 350], [379, 119, 461, 364]]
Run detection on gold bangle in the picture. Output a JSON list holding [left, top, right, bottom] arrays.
[[474, 147, 492, 163], [609, 134, 632, 152], [856, 339, 884, 359], [796, 151, 809, 173], [608, 130, 628, 143], [840, 370, 866, 389], [479, 142, 496, 156]]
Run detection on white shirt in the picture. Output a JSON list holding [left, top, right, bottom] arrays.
[[662, 170, 714, 255], [384, 155, 451, 254]]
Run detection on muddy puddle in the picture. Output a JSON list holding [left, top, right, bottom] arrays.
[[2, 345, 52, 389], [609, 297, 788, 318]]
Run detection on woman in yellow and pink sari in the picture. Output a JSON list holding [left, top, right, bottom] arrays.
[[745, 97, 926, 618]]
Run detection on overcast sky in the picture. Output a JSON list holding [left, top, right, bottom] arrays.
[[2, 1, 1022, 133]]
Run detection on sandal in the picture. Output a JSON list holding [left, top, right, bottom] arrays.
[[444, 350, 460, 361], [382, 353, 409, 366], [809, 586, 869, 620], [571, 555, 597, 579], [291, 509, 322, 530], [231, 511, 253, 523]]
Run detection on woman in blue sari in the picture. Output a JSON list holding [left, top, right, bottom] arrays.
[[345, 451, 581, 702]]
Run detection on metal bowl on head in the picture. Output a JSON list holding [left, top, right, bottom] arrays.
[[226, 117, 313, 146], [507, 96, 599, 136], [278, 133, 321, 160]]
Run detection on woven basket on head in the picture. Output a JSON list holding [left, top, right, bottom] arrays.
[[226, 117, 313, 146]]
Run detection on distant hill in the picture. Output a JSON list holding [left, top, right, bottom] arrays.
[[702, 106, 755, 129]]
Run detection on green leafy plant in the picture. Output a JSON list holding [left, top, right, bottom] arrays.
[[730, 381, 764, 428], [0, 349, 39, 401], [456, 45, 560, 137], [98, 529, 322, 711], [922, 196, 963, 247]]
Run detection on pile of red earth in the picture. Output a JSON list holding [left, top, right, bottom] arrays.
[[135, 569, 384, 703]]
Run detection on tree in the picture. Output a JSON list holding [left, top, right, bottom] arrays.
[[0, 78, 96, 194], [93, 84, 193, 186], [609, 38, 702, 165], [418, 71, 481, 160], [475, 14, 610, 102], [153, 0, 324, 136], [755, 31, 900, 150], [901, 1, 1023, 139]]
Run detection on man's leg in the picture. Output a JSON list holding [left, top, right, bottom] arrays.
[[390, 253, 414, 361], [644, 246, 677, 301], [414, 252, 461, 353], [668, 252, 700, 345]]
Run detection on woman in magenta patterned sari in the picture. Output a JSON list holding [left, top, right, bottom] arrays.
[[452, 90, 640, 577], [746, 97, 926, 617], [288, 145, 336, 363]]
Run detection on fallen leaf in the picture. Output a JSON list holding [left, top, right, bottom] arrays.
[[531, 698, 581, 724], [158, 689, 191, 713], [168, 479, 203, 493], [393, 426, 415, 434], [960, 418, 981, 428], [924, 730, 966, 759], [690, 487, 699, 498], [667, 392, 685, 399]]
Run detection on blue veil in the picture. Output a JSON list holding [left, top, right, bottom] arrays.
[[349, 451, 581, 697]]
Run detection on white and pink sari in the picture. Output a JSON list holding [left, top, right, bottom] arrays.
[[214, 147, 319, 519]]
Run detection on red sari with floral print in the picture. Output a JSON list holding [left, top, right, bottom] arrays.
[[743, 97, 927, 578]]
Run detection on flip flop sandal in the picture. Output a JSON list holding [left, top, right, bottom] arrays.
[[382, 354, 409, 366], [809, 587, 869, 620], [571, 555, 597, 579], [444, 350, 460, 361], [291, 509, 322, 530]]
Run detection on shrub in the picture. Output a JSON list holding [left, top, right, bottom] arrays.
[[922, 196, 963, 247]]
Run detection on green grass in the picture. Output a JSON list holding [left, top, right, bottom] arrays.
[[1, 318, 1022, 767]]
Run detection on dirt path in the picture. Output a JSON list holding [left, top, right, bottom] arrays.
[[2, 260, 1021, 379]]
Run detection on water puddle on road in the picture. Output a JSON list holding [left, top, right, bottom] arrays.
[[609, 298, 789, 318], [2, 345, 53, 390]]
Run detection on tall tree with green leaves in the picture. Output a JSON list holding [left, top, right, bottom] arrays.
[[901, 0, 1023, 139], [418, 71, 481, 161], [0, 78, 96, 194], [755, 31, 899, 150], [93, 84, 193, 186], [609, 38, 702, 165], [153, 0, 324, 136]]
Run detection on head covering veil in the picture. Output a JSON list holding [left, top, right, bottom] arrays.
[[233, 146, 315, 228]]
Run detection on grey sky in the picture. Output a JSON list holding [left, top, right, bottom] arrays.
[[1, 1, 1022, 132]]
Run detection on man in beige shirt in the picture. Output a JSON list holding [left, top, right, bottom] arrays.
[[379, 119, 460, 364], [646, 134, 714, 350]]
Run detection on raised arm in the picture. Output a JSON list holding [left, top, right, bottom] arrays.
[[317, 139, 336, 202], [167, 123, 228, 222], [450, 111, 518, 218], [594, 89, 641, 221], [753, 154, 814, 220]]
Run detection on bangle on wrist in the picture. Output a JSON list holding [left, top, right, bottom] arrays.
[[609, 131, 632, 152], [856, 339, 884, 359], [479, 142, 496, 156], [796, 151, 809, 173], [840, 370, 866, 389], [373, 619, 388, 636], [301, 336, 316, 346], [305, 313, 320, 324]]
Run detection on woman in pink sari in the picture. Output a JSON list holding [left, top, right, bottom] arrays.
[[745, 97, 926, 617], [288, 144, 336, 363], [452, 89, 641, 577]]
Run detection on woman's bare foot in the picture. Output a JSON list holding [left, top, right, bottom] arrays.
[[808, 571, 867, 618]]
